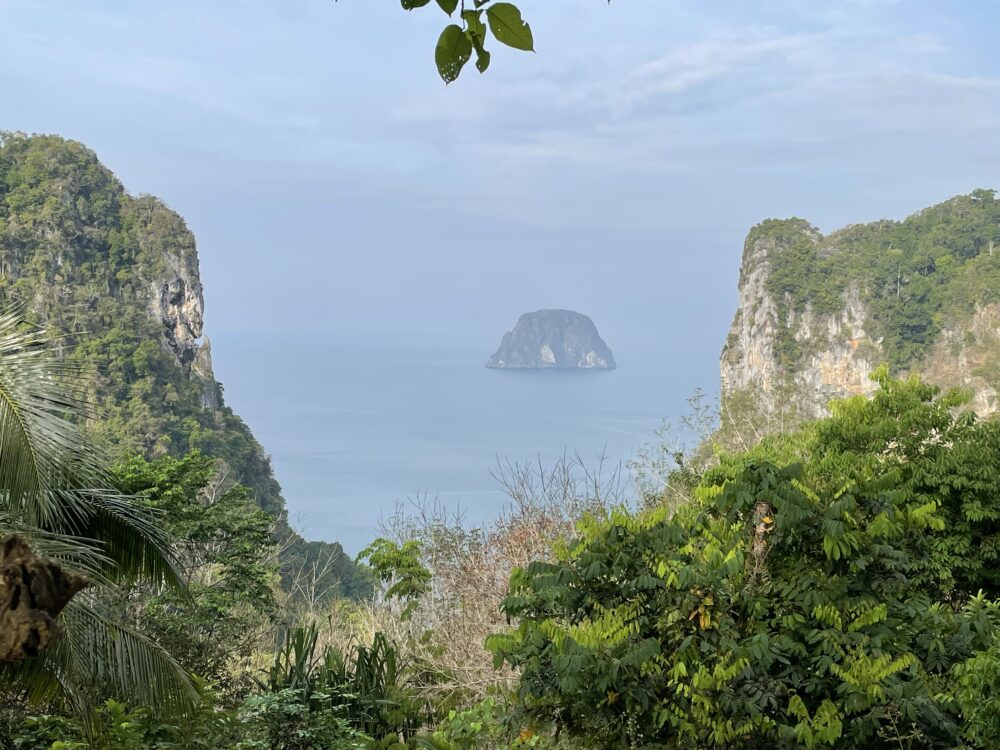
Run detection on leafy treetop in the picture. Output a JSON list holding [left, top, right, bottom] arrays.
[[489, 373, 1000, 748], [751, 190, 1000, 372]]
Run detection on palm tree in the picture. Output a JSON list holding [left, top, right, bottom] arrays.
[[0, 307, 198, 720]]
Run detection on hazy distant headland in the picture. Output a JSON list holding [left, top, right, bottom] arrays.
[[486, 309, 616, 370]]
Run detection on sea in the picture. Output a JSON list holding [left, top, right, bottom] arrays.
[[212, 332, 716, 554]]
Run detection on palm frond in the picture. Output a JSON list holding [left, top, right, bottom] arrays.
[[0, 597, 199, 717], [0, 307, 103, 528], [0, 310, 182, 588], [75, 490, 183, 589], [0, 515, 114, 586], [0, 308, 193, 718], [61, 598, 199, 717], [0, 513, 178, 593]]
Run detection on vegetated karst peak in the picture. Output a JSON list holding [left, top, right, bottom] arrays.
[[486, 309, 616, 369], [720, 188, 1000, 424], [0, 131, 369, 599]]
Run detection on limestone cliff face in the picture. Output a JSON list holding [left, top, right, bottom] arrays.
[[128, 195, 215, 388], [0, 133, 253, 499], [721, 222, 880, 419], [721, 201, 1000, 421], [191, 336, 220, 410], [921, 304, 1000, 416], [139, 210, 219, 410], [152, 267, 204, 368], [487, 310, 616, 369], [125, 197, 224, 413]]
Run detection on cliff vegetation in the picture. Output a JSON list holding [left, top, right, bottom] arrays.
[[723, 190, 1000, 421], [762, 190, 1000, 371], [0, 132, 367, 599]]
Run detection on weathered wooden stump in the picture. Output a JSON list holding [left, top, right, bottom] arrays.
[[0, 535, 88, 662]]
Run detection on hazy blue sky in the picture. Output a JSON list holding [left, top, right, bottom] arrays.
[[3, 0, 1000, 386]]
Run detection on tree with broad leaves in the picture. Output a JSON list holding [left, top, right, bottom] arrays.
[[489, 373, 1000, 748]]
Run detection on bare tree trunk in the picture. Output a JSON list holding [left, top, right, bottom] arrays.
[[750, 502, 774, 579], [0, 536, 88, 662]]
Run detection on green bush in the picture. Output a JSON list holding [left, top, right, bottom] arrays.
[[955, 633, 1000, 748], [236, 689, 370, 750], [489, 375, 1000, 748], [424, 698, 572, 750], [265, 625, 433, 747], [2, 698, 238, 750]]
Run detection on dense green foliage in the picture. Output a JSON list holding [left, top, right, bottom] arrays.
[[1, 451, 398, 749], [0, 132, 280, 515], [954, 631, 1000, 747], [113, 452, 280, 698], [757, 189, 1000, 371], [490, 374, 1000, 748], [418, 697, 575, 750], [266, 625, 434, 748], [0, 132, 367, 599], [0, 309, 197, 726]]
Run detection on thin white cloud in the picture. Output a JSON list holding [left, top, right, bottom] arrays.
[[410, 20, 1000, 174], [623, 28, 818, 100]]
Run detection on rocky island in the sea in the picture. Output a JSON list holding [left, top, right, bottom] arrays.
[[486, 309, 616, 369]]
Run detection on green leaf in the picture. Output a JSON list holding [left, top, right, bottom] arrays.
[[475, 47, 491, 73], [463, 8, 487, 40], [435, 24, 473, 83], [464, 10, 490, 73], [401, 0, 432, 8], [486, 2, 533, 51], [435, 0, 459, 14]]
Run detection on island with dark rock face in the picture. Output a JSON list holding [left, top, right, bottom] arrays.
[[486, 310, 617, 370]]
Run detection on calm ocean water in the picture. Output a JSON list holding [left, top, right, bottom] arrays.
[[213, 334, 713, 554]]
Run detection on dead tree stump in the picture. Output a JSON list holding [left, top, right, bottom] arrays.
[[0, 535, 88, 662]]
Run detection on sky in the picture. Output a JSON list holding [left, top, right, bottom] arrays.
[[1, 3, 999, 505], [2, 1, 998, 352]]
